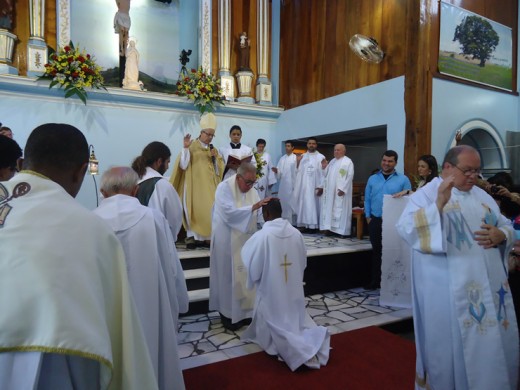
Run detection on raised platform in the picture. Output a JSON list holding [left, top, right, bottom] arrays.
[[178, 233, 373, 316]]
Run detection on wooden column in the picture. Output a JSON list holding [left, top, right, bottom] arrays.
[[403, 0, 434, 179]]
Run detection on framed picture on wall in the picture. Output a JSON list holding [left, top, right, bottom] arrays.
[[438, 1, 513, 91]]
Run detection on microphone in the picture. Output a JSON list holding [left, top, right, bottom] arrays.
[[209, 144, 216, 165]]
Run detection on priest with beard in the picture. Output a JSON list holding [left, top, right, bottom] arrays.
[[132, 141, 184, 244], [94, 166, 187, 390], [241, 198, 330, 371], [209, 163, 271, 331]]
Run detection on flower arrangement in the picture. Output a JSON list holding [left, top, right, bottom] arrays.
[[176, 66, 224, 115], [38, 41, 105, 105], [253, 151, 267, 179]]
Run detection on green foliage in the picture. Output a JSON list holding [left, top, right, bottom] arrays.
[[453, 15, 499, 67]]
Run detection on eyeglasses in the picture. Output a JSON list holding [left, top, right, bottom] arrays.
[[201, 131, 215, 138], [238, 175, 257, 186], [454, 165, 481, 177]]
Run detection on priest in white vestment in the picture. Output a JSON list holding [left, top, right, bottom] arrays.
[[220, 125, 253, 180], [396, 145, 518, 390], [94, 167, 186, 390], [0, 124, 157, 390], [132, 141, 184, 243], [291, 137, 326, 231], [320, 144, 354, 237], [241, 199, 330, 371], [272, 140, 297, 222], [209, 163, 271, 330]]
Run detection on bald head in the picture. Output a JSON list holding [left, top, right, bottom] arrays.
[[100, 166, 139, 198], [333, 144, 346, 159]]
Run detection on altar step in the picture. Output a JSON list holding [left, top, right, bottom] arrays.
[[177, 235, 373, 317], [178, 249, 211, 316]]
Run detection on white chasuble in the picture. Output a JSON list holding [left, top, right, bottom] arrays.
[[292, 151, 325, 228], [397, 177, 518, 390], [275, 153, 297, 221], [0, 173, 157, 390], [241, 218, 330, 371], [209, 175, 260, 322], [320, 156, 354, 235], [94, 195, 186, 390]]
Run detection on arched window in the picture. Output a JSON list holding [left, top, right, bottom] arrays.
[[449, 120, 508, 178]]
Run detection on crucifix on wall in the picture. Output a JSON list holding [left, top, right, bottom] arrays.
[[114, 0, 131, 87]]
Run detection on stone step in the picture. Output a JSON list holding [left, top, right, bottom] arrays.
[[188, 288, 210, 303], [184, 268, 210, 280]]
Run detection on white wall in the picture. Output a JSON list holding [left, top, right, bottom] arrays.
[[272, 77, 407, 172], [431, 78, 519, 166], [0, 77, 281, 210]]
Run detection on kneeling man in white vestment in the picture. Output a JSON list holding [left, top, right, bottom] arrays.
[[209, 163, 271, 331], [94, 166, 186, 390], [397, 145, 518, 390], [241, 198, 330, 371], [0, 124, 157, 389]]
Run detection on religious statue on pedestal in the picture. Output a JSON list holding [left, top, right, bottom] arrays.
[[238, 32, 251, 71], [235, 32, 254, 103], [123, 38, 144, 91], [0, 0, 18, 75]]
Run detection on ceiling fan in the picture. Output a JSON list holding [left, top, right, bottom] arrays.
[[349, 34, 385, 64]]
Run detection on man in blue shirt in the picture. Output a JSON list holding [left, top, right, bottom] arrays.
[[364, 150, 411, 290]]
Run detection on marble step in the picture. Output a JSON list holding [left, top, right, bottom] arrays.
[[188, 288, 210, 303], [184, 268, 210, 280]]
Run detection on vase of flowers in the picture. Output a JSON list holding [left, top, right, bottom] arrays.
[[176, 66, 224, 115], [38, 41, 106, 105]]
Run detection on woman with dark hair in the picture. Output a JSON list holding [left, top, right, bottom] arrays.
[[394, 154, 439, 197]]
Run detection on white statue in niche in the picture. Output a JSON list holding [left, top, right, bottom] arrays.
[[122, 38, 144, 91]]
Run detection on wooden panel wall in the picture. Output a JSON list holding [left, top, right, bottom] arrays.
[[279, 0, 408, 109], [279, 0, 517, 110], [211, 0, 271, 100]]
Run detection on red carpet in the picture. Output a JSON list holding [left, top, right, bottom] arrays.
[[183, 326, 415, 390]]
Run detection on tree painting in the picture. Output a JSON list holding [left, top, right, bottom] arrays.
[[453, 15, 499, 67]]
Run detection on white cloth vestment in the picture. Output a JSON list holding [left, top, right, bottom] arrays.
[[139, 166, 183, 242], [241, 218, 330, 371], [94, 195, 187, 390], [320, 156, 354, 235], [209, 175, 260, 322], [292, 151, 325, 229], [396, 177, 518, 390], [0, 173, 157, 390], [275, 153, 297, 221]]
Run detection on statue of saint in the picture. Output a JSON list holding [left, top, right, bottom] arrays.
[[238, 32, 251, 70], [0, 0, 15, 30], [122, 38, 143, 91]]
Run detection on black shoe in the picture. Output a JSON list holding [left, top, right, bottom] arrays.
[[185, 237, 196, 249], [220, 313, 241, 331]]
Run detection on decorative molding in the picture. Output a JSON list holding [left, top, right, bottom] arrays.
[[0, 75, 283, 119], [57, 0, 71, 48], [200, 0, 212, 74], [257, 0, 269, 78]]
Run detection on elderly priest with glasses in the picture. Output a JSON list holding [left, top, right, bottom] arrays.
[[396, 145, 518, 390], [209, 163, 271, 331]]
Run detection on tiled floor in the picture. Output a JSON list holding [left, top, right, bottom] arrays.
[[178, 288, 412, 370]]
